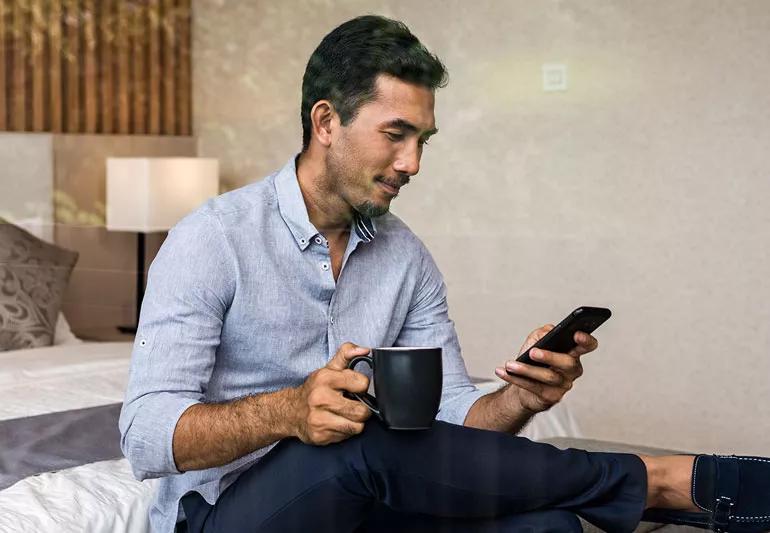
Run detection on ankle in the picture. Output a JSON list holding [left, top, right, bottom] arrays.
[[640, 455, 665, 509], [641, 454, 698, 511]]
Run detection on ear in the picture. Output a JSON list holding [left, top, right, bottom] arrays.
[[309, 100, 337, 148]]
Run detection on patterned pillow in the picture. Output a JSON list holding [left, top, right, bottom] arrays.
[[0, 219, 78, 351]]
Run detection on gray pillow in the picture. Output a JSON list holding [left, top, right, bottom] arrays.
[[0, 219, 78, 351]]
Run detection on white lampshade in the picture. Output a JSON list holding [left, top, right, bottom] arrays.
[[106, 158, 219, 232]]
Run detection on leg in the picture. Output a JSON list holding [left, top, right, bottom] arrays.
[[182, 419, 646, 533], [359, 503, 583, 533]]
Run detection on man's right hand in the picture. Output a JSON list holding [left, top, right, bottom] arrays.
[[291, 342, 373, 446]]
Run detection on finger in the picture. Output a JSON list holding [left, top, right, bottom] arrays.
[[496, 369, 569, 405], [327, 396, 373, 423], [518, 348, 583, 379], [569, 331, 598, 357], [323, 412, 366, 437], [310, 413, 366, 445], [327, 342, 371, 370], [494, 367, 546, 396], [495, 366, 525, 386], [519, 324, 555, 354], [326, 368, 370, 393], [504, 359, 565, 387], [325, 427, 365, 444]]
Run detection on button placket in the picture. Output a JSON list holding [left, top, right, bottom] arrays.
[[328, 293, 337, 326]]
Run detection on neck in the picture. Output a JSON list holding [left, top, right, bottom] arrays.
[[296, 148, 353, 234]]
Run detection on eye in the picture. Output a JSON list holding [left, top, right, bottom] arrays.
[[385, 131, 404, 142], [418, 138, 430, 147]]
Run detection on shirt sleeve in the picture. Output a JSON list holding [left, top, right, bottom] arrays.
[[118, 208, 236, 480], [394, 242, 486, 426]]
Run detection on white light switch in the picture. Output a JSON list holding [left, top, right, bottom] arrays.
[[542, 63, 568, 92]]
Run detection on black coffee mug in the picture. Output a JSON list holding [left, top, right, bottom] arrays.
[[347, 347, 442, 430]]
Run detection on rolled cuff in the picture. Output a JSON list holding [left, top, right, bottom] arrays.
[[121, 394, 200, 480]]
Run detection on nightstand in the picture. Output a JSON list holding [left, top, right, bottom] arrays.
[[75, 327, 136, 343]]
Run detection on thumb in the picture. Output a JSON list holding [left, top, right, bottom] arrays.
[[327, 342, 370, 371], [519, 324, 554, 355]]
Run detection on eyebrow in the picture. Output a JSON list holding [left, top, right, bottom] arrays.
[[383, 118, 439, 138]]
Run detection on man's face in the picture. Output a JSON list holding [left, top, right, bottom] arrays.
[[325, 74, 438, 218]]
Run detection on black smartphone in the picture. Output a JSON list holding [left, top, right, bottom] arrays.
[[511, 306, 612, 370]]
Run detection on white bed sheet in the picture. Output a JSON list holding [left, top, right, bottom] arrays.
[[0, 342, 133, 421], [0, 458, 158, 533], [0, 341, 156, 533]]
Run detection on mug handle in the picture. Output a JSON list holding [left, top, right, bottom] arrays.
[[346, 356, 381, 418]]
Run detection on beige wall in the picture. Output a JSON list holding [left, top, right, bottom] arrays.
[[193, 1, 770, 454]]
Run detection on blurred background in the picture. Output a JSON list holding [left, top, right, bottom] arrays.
[[1, 0, 768, 455]]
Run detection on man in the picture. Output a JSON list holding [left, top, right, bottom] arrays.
[[120, 15, 770, 533]]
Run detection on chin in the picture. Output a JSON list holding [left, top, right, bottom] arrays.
[[355, 200, 390, 218]]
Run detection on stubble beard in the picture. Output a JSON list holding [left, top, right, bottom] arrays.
[[326, 149, 391, 219], [354, 199, 390, 218]]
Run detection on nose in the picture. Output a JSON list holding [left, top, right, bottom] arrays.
[[393, 143, 421, 177]]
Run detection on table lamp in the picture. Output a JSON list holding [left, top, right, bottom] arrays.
[[106, 157, 219, 333]]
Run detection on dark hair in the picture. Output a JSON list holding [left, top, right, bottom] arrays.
[[300, 15, 448, 151]]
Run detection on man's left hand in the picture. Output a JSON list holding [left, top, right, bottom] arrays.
[[494, 324, 598, 414]]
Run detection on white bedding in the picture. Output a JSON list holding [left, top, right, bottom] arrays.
[[0, 341, 156, 533], [0, 459, 158, 533], [0, 342, 133, 421]]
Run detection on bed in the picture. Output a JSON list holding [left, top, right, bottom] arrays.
[[0, 215, 160, 531], [0, 323, 585, 533], [0, 331, 160, 533]]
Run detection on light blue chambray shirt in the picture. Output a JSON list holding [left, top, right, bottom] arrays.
[[119, 156, 486, 533]]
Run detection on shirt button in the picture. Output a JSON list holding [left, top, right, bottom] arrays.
[[314, 236, 323, 245], [321, 262, 329, 271], [329, 315, 334, 324], [300, 238, 307, 245]]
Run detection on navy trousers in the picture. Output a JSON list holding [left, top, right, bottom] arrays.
[[180, 420, 648, 532]]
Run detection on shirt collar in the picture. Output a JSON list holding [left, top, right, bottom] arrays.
[[274, 155, 378, 250]]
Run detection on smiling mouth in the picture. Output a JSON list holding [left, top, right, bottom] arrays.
[[377, 181, 400, 196], [376, 177, 408, 197]]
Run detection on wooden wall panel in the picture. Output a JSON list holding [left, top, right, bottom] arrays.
[[116, 0, 129, 134], [48, 0, 62, 132], [131, 2, 146, 133], [64, 0, 79, 133], [30, 0, 44, 131], [99, 0, 113, 134], [0, 1, 7, 130], [82, 0, 96, 133], [162, 0, 175, 135], [11, 0, 26, 131], [177, 0, 190, 135], [148, 0, 161, 135], [1, 0, 191, 135]]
